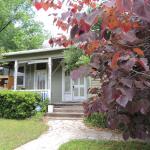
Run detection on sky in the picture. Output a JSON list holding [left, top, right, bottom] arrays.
[[33, 8, 57, 47], [32, 0, 105, 47], [33, 5, 70, 47]]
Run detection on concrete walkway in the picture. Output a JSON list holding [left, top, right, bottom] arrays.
[[15, 119, 122, 150]]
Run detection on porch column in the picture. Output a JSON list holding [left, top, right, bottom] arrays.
[[48, 57, 52, 103], [14, 60, 18, 90]]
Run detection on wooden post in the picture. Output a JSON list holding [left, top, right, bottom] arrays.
[[48, 57, 52, 103], [14, 60, 18, 90]]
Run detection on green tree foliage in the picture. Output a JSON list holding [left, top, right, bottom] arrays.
[[0, 0, 46, 51], [64, 46, 90, 71]]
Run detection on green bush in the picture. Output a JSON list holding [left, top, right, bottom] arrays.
[[0, 90, 47, 119], [39, 98, 49, 113], [84, 112, 107, 128]]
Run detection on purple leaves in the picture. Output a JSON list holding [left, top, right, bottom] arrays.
[[126, 99, 150, 115], [116, 95, 129, 107], [116, 88, 134, 107], [71, 65, 90, 80], [83, 96, 108, 116], [138, 99, 150, 115], [107, 119, 118, 130], [44, 0, 150, 141], [123, 132, 130, 141], [103, 81, 115, 104], [84, 9, 103, 26], [114, 0, 150, 22], [102, 78, 134, 108], [133, 0, 150, 22], [120, 78, 133, 88]]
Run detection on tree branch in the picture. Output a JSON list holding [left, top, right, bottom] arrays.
[[0, 19, 14, 33], [111, 39, 144, 49], [131, 69, 150, 79], [0, 1, 24, 33]]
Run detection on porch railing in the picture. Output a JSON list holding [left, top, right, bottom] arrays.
[[16, 89, 49, 101]]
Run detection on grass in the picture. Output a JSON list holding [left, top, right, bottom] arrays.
[[59, 139, 150, 150], [84, 113, 107, 129], [0, 114, 48, 150]]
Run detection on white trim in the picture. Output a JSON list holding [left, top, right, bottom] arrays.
[[16, 89, 49, 92], [28, 64, 32, 88], [18, 61, 27, 64], [14, 60, 18, 90], [23, 64, 26, 88], [71, 76, 73, 101], [48, 105, 53, 113], [28, 59, 48, 64], [0, 54, 64, 63], [48, 57, 52, 103], [3, 47, 66, 56], [62, 65, 65, 101], [84, 77, 88, 100], [34, 64, 36, 89]]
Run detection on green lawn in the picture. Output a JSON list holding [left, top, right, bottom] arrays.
[[59, 139, 150, 150], [0, 116, 48, 150]]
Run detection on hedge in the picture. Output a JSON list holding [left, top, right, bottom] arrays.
[[0, 90, 47, 119]]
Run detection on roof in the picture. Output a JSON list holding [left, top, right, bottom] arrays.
[[3, 47, 66, 56]]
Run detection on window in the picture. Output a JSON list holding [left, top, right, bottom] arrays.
[[0, 67, 9, 75], [35, 63, 47, 89], [36, 63, 46, 70], [17, 66, 25, 86]]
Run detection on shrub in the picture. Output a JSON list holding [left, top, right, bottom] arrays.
[[84, 112, 107, 128], [39, 98, 49, 113], [0, 90, 46, 119]]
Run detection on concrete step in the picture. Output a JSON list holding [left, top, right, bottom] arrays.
[[47, 103, 84, 118], [54, 107, 83, 113], [54, 105, 83, 113], [47, 117, 84, 120], [46, 112, 84, 118], [53, 103, 83, 106], [54, 105, 83, 108]]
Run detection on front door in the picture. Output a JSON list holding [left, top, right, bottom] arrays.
[[72, 77, 87, 101], [63, 70, 87, 101]]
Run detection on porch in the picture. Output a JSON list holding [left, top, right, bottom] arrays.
[[0, 48, 89, 104], [12, 58, 63, 103]]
